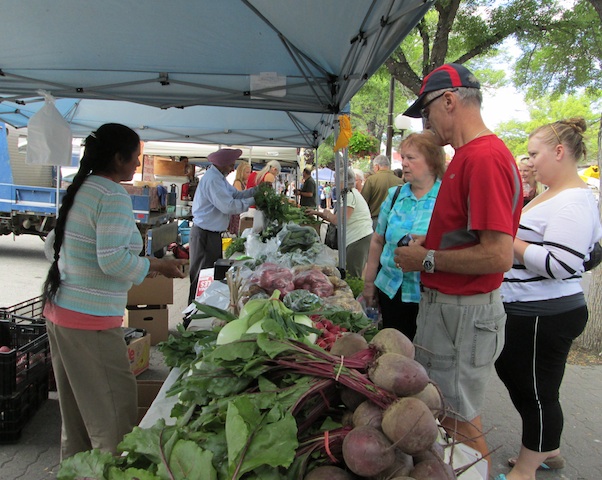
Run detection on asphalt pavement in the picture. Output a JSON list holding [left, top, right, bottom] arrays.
[[0, 234, 600, 480]]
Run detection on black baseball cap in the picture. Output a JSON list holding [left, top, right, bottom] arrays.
[[403, 63, 481, 118]]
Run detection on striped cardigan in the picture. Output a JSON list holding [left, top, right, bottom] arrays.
[[54, 175, 150, 316]]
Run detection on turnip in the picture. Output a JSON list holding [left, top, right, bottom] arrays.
[[368, 353, 429, 397], [409, 459, 456, 479], [411, 383, 445, 418], [342, 425, 396, 477], [304, 465, 355, 480], [381, 397, 439, 455], [330, 333, 369, 356], [370, 328, 415, 358], [352, 400, 383, 428]]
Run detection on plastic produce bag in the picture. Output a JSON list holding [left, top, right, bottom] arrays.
[[27, 91, 73, 166]]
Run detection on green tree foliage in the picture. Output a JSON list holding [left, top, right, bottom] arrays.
[[514, 1, 602, 99], [385, 1, 567, 98], [496, 94, 601, 162]]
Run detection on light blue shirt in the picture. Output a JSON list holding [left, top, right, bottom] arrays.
[[192, 165, 256, 232], [374, 180, 440, 302]]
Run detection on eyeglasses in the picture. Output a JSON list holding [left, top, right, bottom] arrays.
[[420, 88, 458, 119]]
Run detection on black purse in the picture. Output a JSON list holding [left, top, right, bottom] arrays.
[[324, 223, 338, 249], [584, 241, 602, 271]]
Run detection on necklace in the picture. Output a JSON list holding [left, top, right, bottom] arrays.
[[471, 128, 490, 142]]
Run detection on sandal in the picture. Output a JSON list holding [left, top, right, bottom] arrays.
[[493, 476, 507, 480], [507, 454, 566, 470]]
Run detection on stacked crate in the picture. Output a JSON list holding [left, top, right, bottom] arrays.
[[0, 296, 51, 443], [124, 276, 173, 347]]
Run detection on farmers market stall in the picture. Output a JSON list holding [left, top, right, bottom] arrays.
[[55, 188, 488, 479]]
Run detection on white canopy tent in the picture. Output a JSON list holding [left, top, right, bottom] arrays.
[[0, 0, 433, 149]]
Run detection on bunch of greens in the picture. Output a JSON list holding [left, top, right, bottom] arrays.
[[254, 183, 319, 229], [57, 335, 389, 480], [224, 236, 247, 258]]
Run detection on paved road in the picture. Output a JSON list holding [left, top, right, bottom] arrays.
[[1, 234, 600, 479]]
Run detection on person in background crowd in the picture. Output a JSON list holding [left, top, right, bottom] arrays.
[[495, 118, 602, 480], [307, 168, 373, 277], [517, 155, 545, 206], [354, 168, 365, 192], [363, 133, 445, 340], [361, 154, 403, 229], [255, 160, 281, 185], [393, 167, 404, 179], [319, 183, 326, 208], [331, 184, 338, 210], [41, 123, 187, 460], [324, 182, 332, 209], [188, 148, 256, 304], [295, 167, 317, 207], [394, 63, 521, 472], [228, 162, 252, 235]]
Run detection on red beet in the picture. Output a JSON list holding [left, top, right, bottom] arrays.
[[369, 328, 415, 358], [342, 425, 396, 477], [368, 352, 429, 397]]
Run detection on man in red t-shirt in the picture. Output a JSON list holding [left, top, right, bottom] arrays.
[[394, 63, 521, 468]]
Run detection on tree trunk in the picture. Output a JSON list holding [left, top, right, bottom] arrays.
[[575, 114, 602, 353]]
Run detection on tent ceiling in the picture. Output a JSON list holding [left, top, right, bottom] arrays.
[[0, 0, 433, 148]]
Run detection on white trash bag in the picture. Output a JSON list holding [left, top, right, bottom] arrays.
[[26, 90, 72, 166]]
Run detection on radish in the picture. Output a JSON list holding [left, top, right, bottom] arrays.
[[381, 397, 439, 455], [342, 425, 396, 477], [368, 352, 429, 397], [369, 328, 415, 358], [330, 333, 369, 356], [304, 466, 355, 480], [352, 400, 383, 428]]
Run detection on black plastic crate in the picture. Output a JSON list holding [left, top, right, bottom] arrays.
[[0, 301, 50, 397], [0, 369, 49, 443], [0, 295, 45, 321]]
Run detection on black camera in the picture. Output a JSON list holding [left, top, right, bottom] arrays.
[[397, 234, 413, 247]]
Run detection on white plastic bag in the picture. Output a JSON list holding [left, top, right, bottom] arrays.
[[26, 91, 72, 166]]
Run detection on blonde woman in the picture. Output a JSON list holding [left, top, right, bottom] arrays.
[[233, 162, 251, 191], [517, 156, 545, 206], [228, 162, 252, 234], [495, 118, 602, 480], [255, 160, 281, 185]]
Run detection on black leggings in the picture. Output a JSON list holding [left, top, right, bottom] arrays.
[[495, 306, 588, 451], [377, 287, 419, 341]]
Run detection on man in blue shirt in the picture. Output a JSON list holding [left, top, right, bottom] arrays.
[[188, 148, 256, 303]]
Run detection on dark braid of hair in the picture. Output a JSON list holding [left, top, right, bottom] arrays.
[[42, 123, 140, 306]]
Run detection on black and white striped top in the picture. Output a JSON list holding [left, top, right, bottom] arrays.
[[501, 187, 602, 304]]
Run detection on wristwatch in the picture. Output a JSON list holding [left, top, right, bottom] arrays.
[[422, 250, 436, 273]]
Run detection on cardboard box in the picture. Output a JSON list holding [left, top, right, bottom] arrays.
[[238, 216, 253, 234], [125, 306, 169, 345], [127, 275, 173, 306], [136, 379, 164, 424], [127, 333, 151, 376]]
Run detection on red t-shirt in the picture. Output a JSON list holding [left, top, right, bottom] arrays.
[[422, 134, 522, 295]]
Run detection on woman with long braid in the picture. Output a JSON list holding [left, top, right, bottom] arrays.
[[42, 123, 186, 459]]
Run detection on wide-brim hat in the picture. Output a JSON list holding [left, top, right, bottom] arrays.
[[403, 63, 481, 118], [208, 148, 242, 167]]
